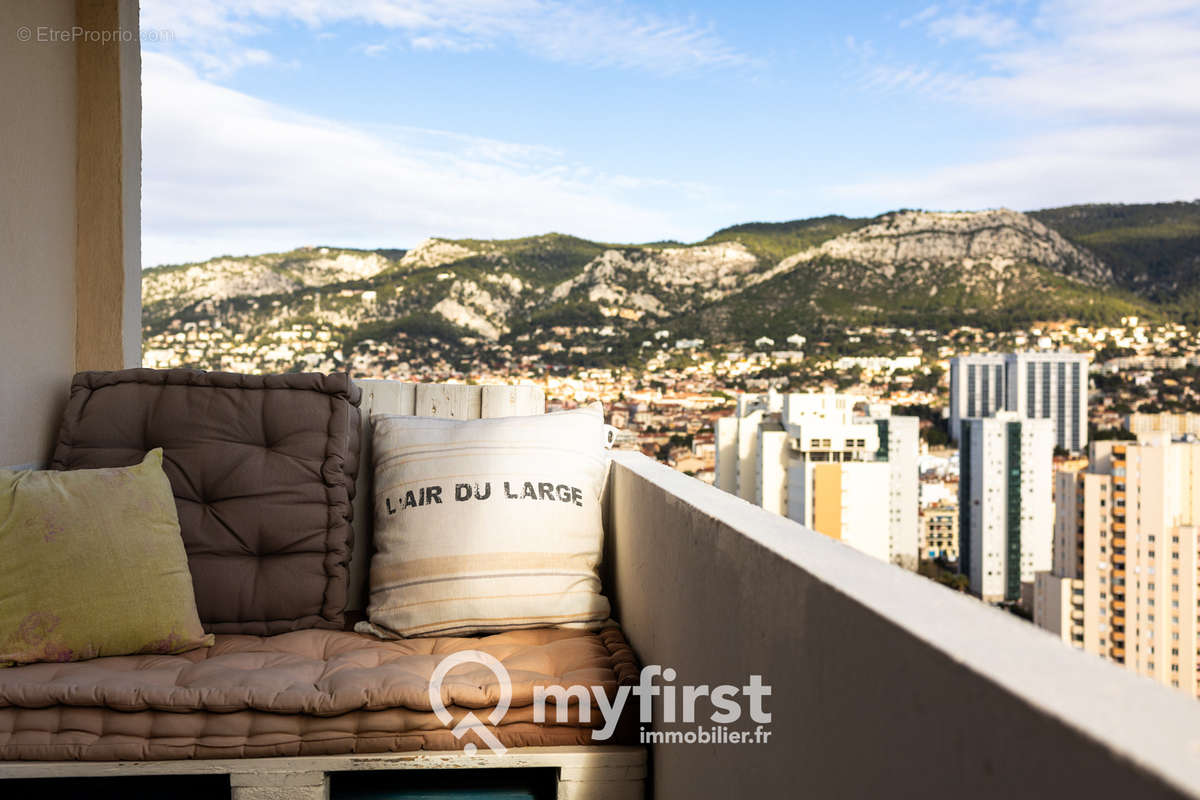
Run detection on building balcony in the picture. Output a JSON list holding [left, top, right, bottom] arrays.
[[1114, 522, 1127, 533], [601, 452, 1200, 797], [1113, 600, 1127, 612]]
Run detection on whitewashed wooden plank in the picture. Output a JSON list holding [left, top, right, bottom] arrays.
[[415, 383, 482, 419], [230, 771, 328, 787], [0, 746, 647, 779], [481, 384, 545, 418], [232, 783, 328, 800], [348, 379, 416, 612]]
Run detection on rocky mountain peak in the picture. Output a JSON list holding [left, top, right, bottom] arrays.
[[782, 208, 1112, 286]]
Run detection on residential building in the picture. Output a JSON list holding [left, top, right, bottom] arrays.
[[1126, 412, 1200, 437], [949, 354, 1007, 439], [922, 500, 960, 561], [716, 391, 920, 569], [1036, 433, 1200, 696], [949, 351, 1089, 452], [958, 413, 1055, 603]]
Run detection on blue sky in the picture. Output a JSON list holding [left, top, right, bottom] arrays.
[[139, 0, 1200, 267]]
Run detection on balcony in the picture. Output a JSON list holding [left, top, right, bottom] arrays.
[[6, 2, 1200, 798]]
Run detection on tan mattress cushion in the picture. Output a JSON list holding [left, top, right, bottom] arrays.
[[50, 369, 362, 635], [0, 627, 637, 761]]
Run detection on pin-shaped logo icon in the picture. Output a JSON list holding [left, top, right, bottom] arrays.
[[428, 650, 513, 755]]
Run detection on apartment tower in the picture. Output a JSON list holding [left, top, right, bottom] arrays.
[[958, 414, 1055, 603], [949, 351, 1089, 453], [1036, 433, 1200, 696], [715, 391, 920, 569]]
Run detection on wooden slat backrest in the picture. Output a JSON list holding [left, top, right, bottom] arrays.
[[347, 381, 547, 612]]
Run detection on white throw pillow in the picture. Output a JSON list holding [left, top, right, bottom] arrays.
[[357, 406, 612, 638]]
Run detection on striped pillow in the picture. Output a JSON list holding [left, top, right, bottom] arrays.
[[357, 406, 611, 638]]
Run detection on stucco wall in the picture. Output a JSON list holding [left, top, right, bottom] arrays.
[[0, 0, 78, 468], [0, 0, 141, 469]]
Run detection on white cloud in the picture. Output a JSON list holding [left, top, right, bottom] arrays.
[[837, 0, 1200, 210], [141, 53, 713, 267], [868, 1, 1200, 119], [140, 0, 752, 78], [830, 123, 1200, 212], [925, 7, 1023, 48]]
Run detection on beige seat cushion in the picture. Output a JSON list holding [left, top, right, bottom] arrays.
[[0, 627, 637, 761]]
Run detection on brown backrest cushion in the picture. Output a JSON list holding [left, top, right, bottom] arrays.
[[50, 369, 361, 635]]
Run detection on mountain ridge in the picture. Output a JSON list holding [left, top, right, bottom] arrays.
[[142, 203, 1200, 368]]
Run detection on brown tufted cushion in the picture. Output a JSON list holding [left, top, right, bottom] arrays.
[[50, 369, 361, 635]]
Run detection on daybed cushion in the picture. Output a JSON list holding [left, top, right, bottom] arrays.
[[0, 627, 637, 760], [50, 369, 362, 635], [0, 450, 213, 666]]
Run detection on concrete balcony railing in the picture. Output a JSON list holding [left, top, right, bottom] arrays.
[[605, 450, 1200, 799]]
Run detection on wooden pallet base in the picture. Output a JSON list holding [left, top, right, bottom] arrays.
[[0, 746, 647, 800]]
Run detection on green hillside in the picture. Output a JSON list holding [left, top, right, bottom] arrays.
[[1031, 202, 1200, 303], [701, 215, 870, 263]]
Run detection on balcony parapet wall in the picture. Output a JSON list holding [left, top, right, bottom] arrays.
[[605, 450, 1200, 799]]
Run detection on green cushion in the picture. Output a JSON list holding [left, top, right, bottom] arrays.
[[0, 449, 213, 666]]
